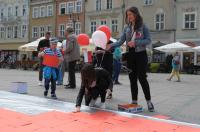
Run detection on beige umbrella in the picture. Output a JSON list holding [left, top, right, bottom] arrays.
[[18, 37, 62, 51], [154, 42, 193, 53], [193, 46, 200, 51]]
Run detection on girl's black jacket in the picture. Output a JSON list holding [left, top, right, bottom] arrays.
[[76, 68, 113, 107]]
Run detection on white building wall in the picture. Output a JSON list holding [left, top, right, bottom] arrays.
[[0, 0, 29, 43]]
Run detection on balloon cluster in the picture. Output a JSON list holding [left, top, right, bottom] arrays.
[[77, 25, 111, 49]]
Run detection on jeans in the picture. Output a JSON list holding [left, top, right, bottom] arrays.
[[39, 58, 44, 81], [127, 50, 151, 101], [44, 76, 56, 94], [112, 59, 121, 82], [68, 60, 76, 87]]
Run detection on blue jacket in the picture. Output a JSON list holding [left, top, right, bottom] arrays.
[[111, 24, 151, 52], [113, 47, 122, 60]]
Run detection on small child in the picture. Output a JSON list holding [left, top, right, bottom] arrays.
[[38, 39, 63, 99], [75, 64, 113, 112]]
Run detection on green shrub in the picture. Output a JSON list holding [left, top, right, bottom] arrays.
[[150, 63, 160, 73]]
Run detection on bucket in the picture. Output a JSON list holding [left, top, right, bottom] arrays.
[[10, 82, 27, 94]]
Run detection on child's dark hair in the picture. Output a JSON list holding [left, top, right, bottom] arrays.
[[81, 64, 96, 91]]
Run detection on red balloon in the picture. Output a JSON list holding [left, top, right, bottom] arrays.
[[77, 34, 90, 46], [97, 25, 111, 42]]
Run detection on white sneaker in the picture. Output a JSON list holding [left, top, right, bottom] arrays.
[[99, 102, 106, 109], [38, 81, 43, 86]]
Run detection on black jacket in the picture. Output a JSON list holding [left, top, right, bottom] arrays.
[[93, 47, 113, 76], [76, 68, 113, 107]]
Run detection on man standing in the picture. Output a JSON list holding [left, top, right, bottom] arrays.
[[64, 26, 80, 89], [37, 32, 50, 86]]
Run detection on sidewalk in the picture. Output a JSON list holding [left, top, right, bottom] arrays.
[[0, 69, 200, 124]]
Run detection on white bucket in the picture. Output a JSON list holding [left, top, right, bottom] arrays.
[[10, 82, 28, 94]]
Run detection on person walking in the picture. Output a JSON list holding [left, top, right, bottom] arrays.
[[167, 52, 181, 82], [37, 32, 50, 86], [74, 64, 113, 112], [106, 6, 154, 112], [64, 26, 80, 89], [38, 39, 63, 99]]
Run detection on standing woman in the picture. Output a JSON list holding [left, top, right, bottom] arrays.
[[107, 6, 154, 112]]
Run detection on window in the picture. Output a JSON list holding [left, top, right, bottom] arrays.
[[47, 5, 53, 16], [23, 4, 27, 16], [40, 27, 45, 37], [60, 3, 66, 15], [100, 20, 106, 25], [14, 26, 18, 38], [59, 24, 65, 37], [46, 25, 52, 33], [22, 25, 27, 38], [1, 9, 4, 19], [111, 19, 118, 32], [7, 26, 12, 39], [67, 2, 74, 14], [155, 13, 164, 30], [76, 1, 82, 13], [91, 21, 96, 33], [15, 6, 19, 16], [32, 27, 38, 38], [75, 22, 81, 35], [96, 0, 101, 11], [144, 0, 153, 5], [183, 12, 196, 29], [0, 27, 5, 39], [40, 6, 46, 17], [33, 7, 39, 18], [8, 7, 12, 17], [107, 0, 112, 9]]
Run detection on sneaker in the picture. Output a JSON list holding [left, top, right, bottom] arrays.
[[65, 85, 76, 89], [147, 102, 155, 112], [38, 81, 43, 86], [51, 94, 57, 99], [166, 78, 171, 81], [56, 82, 63, 85], [44, 91, 48, 97], [64, 84, 70, 87], [131, 100, 138, 105], [106, 93, 112, 99], [114, 81, 121, 85]]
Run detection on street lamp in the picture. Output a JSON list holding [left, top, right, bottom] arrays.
[[69, 13, 79, 32]]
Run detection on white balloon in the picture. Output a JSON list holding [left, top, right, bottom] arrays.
[[91, 30, 107, 49]]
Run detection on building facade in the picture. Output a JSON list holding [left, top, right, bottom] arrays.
[[29, 0, 56, 42], [176, 0, 200, 67], [0, 0, 29, 62], [85, 0, 125, 38], [56, 0, 84, 40]]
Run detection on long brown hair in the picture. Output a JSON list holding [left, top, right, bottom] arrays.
[[125, 6, 143, 31], [81, 64, 96, 93]]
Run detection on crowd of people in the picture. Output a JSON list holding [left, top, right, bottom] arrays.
[[37, 6, 156, 113]]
